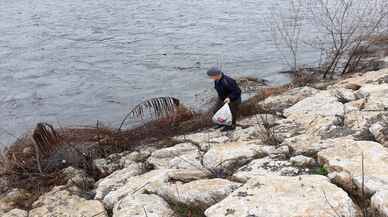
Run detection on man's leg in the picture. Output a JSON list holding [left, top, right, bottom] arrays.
[[220, 99, 240, 132], [229, 100, 240, 127]]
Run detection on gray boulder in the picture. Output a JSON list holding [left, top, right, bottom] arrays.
[[205, 175, 361, 217]]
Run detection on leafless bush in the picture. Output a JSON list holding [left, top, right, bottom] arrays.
[[291, 69, 320, 87], [256, 113, 280, 146], [268, 0, 304, 72], [269, 0, 388, 79], [308, 0, 388, 78]]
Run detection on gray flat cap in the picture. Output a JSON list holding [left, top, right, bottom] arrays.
[[207, 66, 222, 76]]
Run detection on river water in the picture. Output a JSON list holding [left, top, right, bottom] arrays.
[[0, 0, 317, 147]]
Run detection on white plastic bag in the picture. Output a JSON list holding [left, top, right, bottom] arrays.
[[212, 103, 233, 126]]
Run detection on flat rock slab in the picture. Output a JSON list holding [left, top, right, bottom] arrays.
[[2, 209, 28, 217], [147, 178, 240, 210], [273, 118, 306, 141], [281, 134, 322, 156], [93, 150, 150, 176], [29, 187, 108, 217], [174, 131, 227, 145], [147, 142, 198, 169], [101, 169, 209, 209], [205, 175, 361, 217], [0, 189, 31, 214], [334, 69, 388, 87], [318, 138, 388, 195], [290, 155, 316, 167], [262, 86, 319, 112], [371, 190, 388, 217], [284, 93, 344, 119], [95, 162, 146, 200], [232, 157, 295, 182], [283, 92, 345, 137], [203, 141, 270, 172], [357, 83, 388, 111], [370, 121, 388, 147], [345, 111, 381, 130], [113, 194, 174, 217]]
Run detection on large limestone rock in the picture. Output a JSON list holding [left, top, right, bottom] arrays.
[[205, 175, 361, 217], [370, 122, 388, 147], [281, 134, 322, 156], [101, 169, 209, 209], [268, 145, 291, 159], [335, 69, 388, 88], [261, 86, 319, 112], [202, 141, 270, 173], [238, 114, 279, 127], [147, 143, 198, 169], [232, 157, 295, 182], [61, 166, 95, 189], [113, 194, 174, 217], [169, 151, 203, 170], [290, 155, 316, 167], [101, 169, 169, 209], [166, 169, 210, 182], [318, 138, 388, 196], [169, 141, 278, 172], [328, 87, 357, 102], [344, 111, 383, 138], [283, 92, 346, 137], [95, 162, 146, 200], [0, 189, 31, 213], [229, 126, 263, 142], [29, 186, 107, 217], [273, 118, 306, 141], [174, 130, 226, 145], [284, 93, 345, 119], [344, 99, 367, 113], [93, 150, 150, 176], [357, 83, 388, 111], [371, 190, 388, 217], [2, 209, 28, 217], [147, 178, 240, 210]]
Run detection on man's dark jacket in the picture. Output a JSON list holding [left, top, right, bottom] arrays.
[[214, 74, 242, 102]]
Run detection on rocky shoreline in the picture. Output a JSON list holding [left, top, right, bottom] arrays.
[[1, 68, 388, 217]]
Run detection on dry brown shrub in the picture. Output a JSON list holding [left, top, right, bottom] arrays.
[[291, 70, 320, 87], [369, 34, 388, 45]]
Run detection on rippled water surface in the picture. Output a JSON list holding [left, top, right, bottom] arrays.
[[1, 0, 315, 146]]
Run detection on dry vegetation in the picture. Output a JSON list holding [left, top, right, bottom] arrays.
[[269, 0, 388, 78]]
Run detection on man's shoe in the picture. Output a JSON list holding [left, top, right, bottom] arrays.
[[221, 125, 236, 132], [213, 125, 224, 130]]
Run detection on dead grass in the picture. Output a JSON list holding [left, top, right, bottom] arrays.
[[256, 114, 281, 146], [240, 85, 290, 117], [290, 69, 322, 87], [368, 34, 388, 45]]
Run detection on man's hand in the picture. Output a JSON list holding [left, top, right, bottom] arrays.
[[224, 98, 231, 104]]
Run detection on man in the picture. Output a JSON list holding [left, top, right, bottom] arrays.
[[207, 66, 242, 131]]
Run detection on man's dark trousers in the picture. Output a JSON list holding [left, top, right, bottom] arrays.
[[214, 98, 241, 126]]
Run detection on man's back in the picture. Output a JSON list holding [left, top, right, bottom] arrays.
[[214, 74, 242, 101]]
